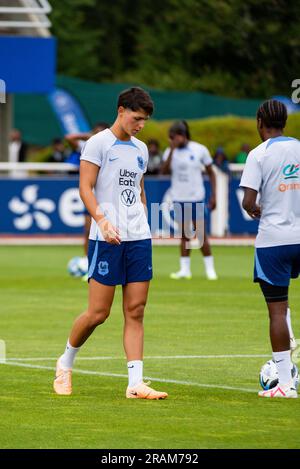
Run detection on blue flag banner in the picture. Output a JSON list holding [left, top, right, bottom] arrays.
[[48, 88, 91, 134]]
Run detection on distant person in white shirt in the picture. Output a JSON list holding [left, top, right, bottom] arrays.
[[53, 87, 167, 400], [161, 121, 217, 280], [240, 99, 300, 398]]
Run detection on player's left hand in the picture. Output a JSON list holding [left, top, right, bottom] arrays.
[[98, 218, 121, 245], [247, 204, 261, 219]]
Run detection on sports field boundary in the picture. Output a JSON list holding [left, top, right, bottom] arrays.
[[2, 360, 258, 394], [0, 235, 255, 246], [5, 354, 270, 361]]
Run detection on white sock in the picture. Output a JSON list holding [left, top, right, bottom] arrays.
[[127, 360, 143, 387], [60, 339, 80, 370], [180, 256, 191, 273], [286, 307, 295, 340], [203, 255, 216, 274], [272, 350, 292, 385]]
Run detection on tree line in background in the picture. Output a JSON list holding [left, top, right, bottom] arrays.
[[50, 0, 300, 99]]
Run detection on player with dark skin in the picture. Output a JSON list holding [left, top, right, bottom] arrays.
[[161, 124, 216, 264], [242, 112, 288, 353]]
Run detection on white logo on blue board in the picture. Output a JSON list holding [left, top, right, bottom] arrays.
[[8, 184, 55, 230], [137, 156, 145, 171], [98, 260, 109, 276]]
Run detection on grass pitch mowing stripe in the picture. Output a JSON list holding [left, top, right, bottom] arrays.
[[0, 245, 300, 449]]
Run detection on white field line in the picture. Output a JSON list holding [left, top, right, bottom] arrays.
[[0, 237, 255, 246], [3, 361, 257, 394], [6, 354, 270, 362]]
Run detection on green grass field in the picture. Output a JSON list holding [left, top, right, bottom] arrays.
[[0, 245, 300, 449]]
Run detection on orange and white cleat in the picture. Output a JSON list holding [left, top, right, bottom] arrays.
[[126, 381, 168, 400], [53, 358, 72, 395], [258, 380, 297, 398]]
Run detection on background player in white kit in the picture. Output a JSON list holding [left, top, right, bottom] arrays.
[[240, 99, 299, 398], [53, 87, 167, 400], [161, 121, 218, 280]]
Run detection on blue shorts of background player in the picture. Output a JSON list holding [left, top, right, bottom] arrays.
[[254, 244, 300, 286], [173, 200, 206, 225], [88, 238, 153, 286]]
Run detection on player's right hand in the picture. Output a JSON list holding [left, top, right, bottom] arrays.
[[98, 219, 121, 245]]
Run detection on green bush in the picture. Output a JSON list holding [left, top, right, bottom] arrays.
[[139, 113, 300, 160], [28, 146, 53, 162], [29, 113, 300, 162]]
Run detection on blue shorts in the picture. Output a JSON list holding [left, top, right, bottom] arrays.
[[87, 239, 152, 286], [173, 201, 206, 225], [254, 244, 300, 286]]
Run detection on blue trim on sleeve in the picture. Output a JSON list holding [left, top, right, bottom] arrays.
[[255, 251, 274, 284], [266, 136, 296, 149], [112, 139, 137, 148]]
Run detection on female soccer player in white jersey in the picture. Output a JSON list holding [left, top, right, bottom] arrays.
[[161, 121, 218, 280], [240, 99, 299, 398], [54, 87, 167, 400]]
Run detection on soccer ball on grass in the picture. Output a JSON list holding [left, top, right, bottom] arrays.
[[67, 256, 88, 278], [259, 359, 299, 390]]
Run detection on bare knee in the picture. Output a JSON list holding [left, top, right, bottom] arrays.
[[124, 303, 145, 323], [86, 306, 110, 327]]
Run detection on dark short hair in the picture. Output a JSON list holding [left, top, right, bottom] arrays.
[[257, 99, 288, 129], [147, 138, 160, 147], [169, 120, 191, 140], [118, 87, 154, 115]]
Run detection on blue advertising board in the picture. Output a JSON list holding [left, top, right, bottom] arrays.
[[229, 177, 259, 234], [0, 178, 84, 234], [0, 178, 213, 236], [1, 177, 260, 236]]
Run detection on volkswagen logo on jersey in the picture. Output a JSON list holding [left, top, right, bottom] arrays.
[[137, 156, 145, 171], [98, 260, 109, 276], [121, 189, 136, 206]]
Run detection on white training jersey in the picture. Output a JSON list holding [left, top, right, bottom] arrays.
[[162, 141, 212, 201], [240, 136, 300, 248], [80, 128, 151, 241]]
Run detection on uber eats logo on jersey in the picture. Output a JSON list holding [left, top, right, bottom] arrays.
[[119, 169, 137, 187]]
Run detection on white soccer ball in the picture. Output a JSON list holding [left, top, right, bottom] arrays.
[[67, 256, 88, 277], [259, 359, 299, 390]]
